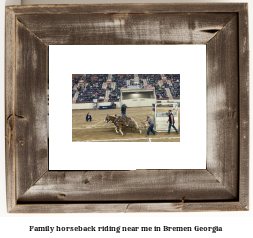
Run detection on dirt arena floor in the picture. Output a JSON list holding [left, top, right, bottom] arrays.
[[72, 106, 180, 142]]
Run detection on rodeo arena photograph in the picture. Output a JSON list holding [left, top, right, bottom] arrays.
[[72, 74, 180, 142]]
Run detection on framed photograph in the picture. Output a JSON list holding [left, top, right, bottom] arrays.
[[5, 3, 249, 213], [50, 45, 206, 170]]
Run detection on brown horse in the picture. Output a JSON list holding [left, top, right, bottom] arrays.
[[104, 115, 141, 136], [104, 114, 119, 134], [104, 114, 118, 123]]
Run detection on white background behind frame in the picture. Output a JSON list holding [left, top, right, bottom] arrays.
[[49, 45, 206, 170]]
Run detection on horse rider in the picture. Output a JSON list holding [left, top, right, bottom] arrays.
[[121, 104, 127, 116]]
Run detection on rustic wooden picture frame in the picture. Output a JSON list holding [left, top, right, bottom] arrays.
[[5, 3, 249, 213]]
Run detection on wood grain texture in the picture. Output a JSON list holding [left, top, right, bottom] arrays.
[[16, 13, 235, 45], [10, 202, 247, 213], [5, 3, 249, 213], [18, 170, 236, 202], [15, 20, 48, 200], [125, 202, 247, 213], [5, 7, 16, 212], [238, 4, 249, 208], [7, 3, 246, 15], [206, 16, 239, 198]]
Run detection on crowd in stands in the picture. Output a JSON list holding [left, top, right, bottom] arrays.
[[72, 76, 80, 98], [138, 74, 168, 100], [72, 74, 180, 103], [165, 74, 180, 99], [112, 74, 133, 82], [73, 74, 107, 103], [72, 89, 76, 98], [108, 74, 132, 102], [155, 83, 168, 100], [72, 77, 79, 88], [140, 74, 162, 84]]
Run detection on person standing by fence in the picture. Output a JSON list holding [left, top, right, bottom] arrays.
[[166, 110, 178, 134]]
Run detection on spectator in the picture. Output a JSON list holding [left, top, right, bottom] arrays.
[[86, 112, 92, 122], [111, 101, 116, 109]]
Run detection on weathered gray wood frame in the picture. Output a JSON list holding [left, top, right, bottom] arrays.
[[5, 4, 249, 213]]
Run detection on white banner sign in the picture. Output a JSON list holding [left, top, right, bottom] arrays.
[[127, 85, 139, 88]]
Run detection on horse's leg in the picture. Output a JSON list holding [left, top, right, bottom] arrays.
[[115, 126, 119, 133], [135, 127, 142, 134], [116, 125, 120, 134], [119, 126, 124, 136]]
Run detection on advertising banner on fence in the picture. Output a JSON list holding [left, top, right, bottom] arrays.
[[145, 85, 153, 89]]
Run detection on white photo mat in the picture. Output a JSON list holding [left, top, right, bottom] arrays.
[[49, 45, 206, 170]]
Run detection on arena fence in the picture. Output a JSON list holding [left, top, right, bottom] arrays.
[[153, 103, 179, 132]]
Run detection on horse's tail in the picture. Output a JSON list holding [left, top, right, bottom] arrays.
[[129, 116, 139, 129]]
